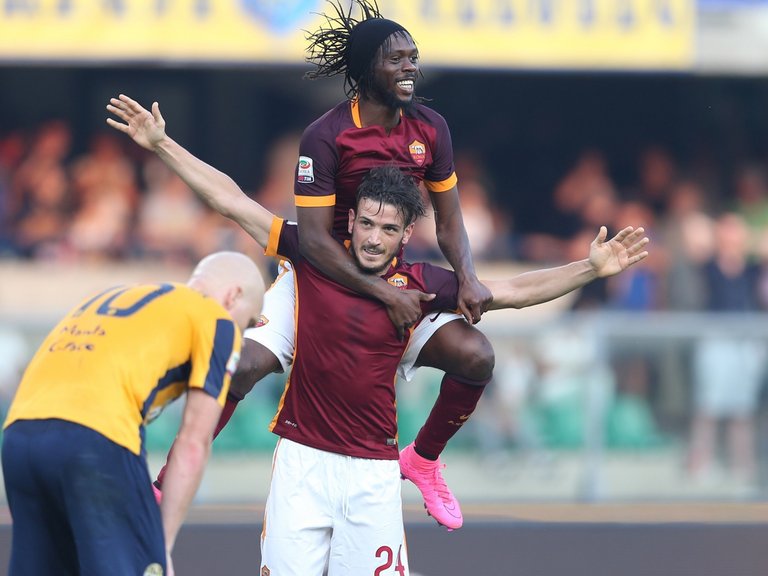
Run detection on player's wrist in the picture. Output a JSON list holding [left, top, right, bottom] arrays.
[[151, 134, 174, 154], [372, 278, 398, 305], [455, 268, 479, 286], [582, 258, 601, 278]]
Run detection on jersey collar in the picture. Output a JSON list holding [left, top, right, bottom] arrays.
[[350, 99, 404, 129]]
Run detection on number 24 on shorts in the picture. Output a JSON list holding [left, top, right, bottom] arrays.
[[375, 544, 406, 576]]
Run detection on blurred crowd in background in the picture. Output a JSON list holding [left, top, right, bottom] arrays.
[[5, 113, 768, 314], [6, 114, 768, 276], [0, 120, 291, 269]]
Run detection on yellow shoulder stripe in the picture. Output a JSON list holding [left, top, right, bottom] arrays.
[[295, 194, 336, 208], [424, 173, 458, 193]]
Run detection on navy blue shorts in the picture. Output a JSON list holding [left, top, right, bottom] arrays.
[[2, 419, 165, 576]]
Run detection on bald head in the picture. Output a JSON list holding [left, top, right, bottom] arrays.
[[187, 251, 265, 331]]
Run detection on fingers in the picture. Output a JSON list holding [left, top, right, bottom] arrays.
[[105, 102, 130, 124], [113, 93, 141, 112], [105, 117, 128, 133], [625, 226, 645, 244], [419, 292, 436, 302], [107, 95, 134, 115], [458, 303, 472, 324], [631, 251, 649, 264], [627, 236, 650, 260], [623, 227, 646, 246], [608, 226, 647, 248], [467, 296, 486, 323], [106, 94, 163, 139], [609, 225, 634, 243], [105, 96, 136, 129], [634, 235, 650, 250], [402, 321, 417, 338], [622, 232, 650, 267], [459, 302, 481, 325], [106, 94, 149, 121], [594, 225, 608, 244], [625, 233, 650, 256]]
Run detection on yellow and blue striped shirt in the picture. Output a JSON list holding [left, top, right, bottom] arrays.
[[4, 283, 241, 455]]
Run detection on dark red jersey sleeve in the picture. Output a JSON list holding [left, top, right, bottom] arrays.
[[411, 106, 458, 193], [294, 107, 342, 210], [418, 262, 460, 313], [264, 217, 301, 263]]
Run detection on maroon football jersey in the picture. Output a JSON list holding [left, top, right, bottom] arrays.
[[294, 99, 458, 240], [266, 217, 459, 459]]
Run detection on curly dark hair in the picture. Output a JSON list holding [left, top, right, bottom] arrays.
[[304, 0, 415, 100], [355, 165, 426, 226]]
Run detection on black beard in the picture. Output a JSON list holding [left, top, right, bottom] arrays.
[[351, 248, 391, 276], [369, 78, 415, 113]]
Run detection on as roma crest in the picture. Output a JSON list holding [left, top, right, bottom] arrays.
[[408, 140, 426, 166], [388, 274, 409, 289]]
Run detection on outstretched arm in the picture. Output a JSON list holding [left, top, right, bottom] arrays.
[[485, 226, 649, 310], [106, 94, 274, 248]]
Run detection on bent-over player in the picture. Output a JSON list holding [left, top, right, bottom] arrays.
[[2, 252, 264, 576]]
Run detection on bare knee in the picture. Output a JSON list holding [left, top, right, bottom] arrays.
[[418, 322, 495, 380], [456, 332, 495, 380]]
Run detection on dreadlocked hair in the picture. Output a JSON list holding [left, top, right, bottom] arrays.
[[356, 165, 427, 227], [304, 0, 401, 100]]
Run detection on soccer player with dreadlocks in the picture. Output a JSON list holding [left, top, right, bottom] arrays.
[[152, 0, 494, 532], [294, 0, 496, 530]]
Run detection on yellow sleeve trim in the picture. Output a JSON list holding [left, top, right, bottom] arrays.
[[265, 216, 285, 258], [295, 194, 336, 208], [424, 172, 458, 193]]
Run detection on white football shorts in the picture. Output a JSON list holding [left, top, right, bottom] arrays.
[[243, 261, 463, 380], [260, 438, 409, 576]]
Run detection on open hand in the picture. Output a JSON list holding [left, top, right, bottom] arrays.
[[106, 94, 167, 151], [590, 225, 650, 278]]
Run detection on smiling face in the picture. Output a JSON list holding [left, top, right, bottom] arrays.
[[368, 32, 419, 109], [348, 198, 415, 275]]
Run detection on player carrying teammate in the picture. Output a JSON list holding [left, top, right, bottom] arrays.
[[107, 94, 648, 574], [151, 0, 496, 531]]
